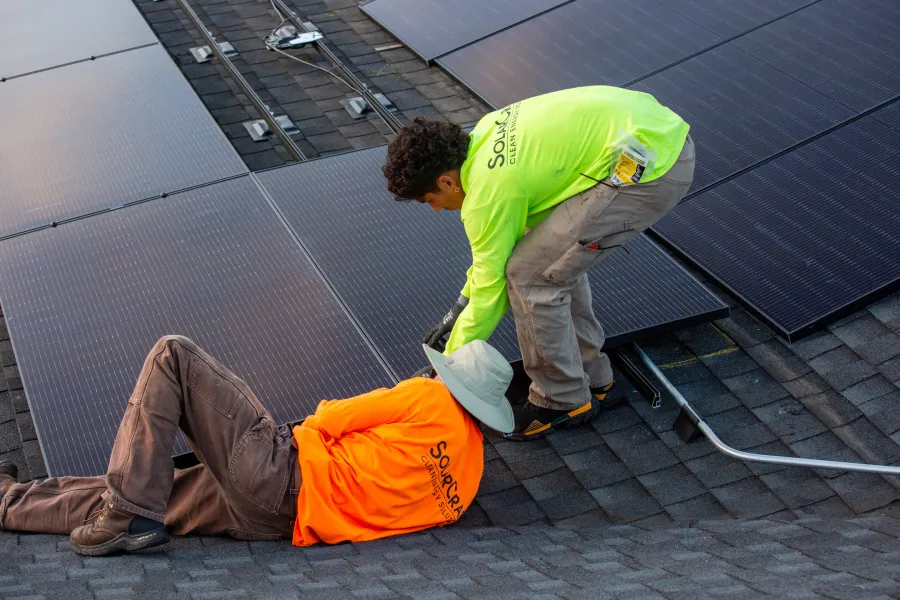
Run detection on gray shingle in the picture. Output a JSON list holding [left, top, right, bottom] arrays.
[[710, 478, 785, 519], [859, 391, 900, 436], [745, 340, 812, 383], [675, 323, 736, 356], [637, 464, 707, 506], [722, 369, 790, 408], [673, 378, 741, 417], [869, 295, 900, 332], [808, 347, 878, 392], [827, 472, 900, 513], [831, 314, 900, 365], [704, 406, 778, 450], [784, 331, 844, 361], [833, 418, 900, 465], [759, 467, 833, 509], [842, 375, 898, 406], [751, 399, 827, 444], [782, 372, 831, 400], [602, 425, 679, 476], [799, 390, 864, 428], [562, 444, 632, 490], [685, 451, 753, 488], [789, 431, 863, 479], [590, 478, 663, 522]]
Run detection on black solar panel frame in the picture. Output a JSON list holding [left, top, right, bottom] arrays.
[[255, 146, 729, 378], [0, 176, 395, 477], [0, 44, 248, 239], [653, 113, 900, 341]]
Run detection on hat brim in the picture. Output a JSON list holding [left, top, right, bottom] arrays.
[[423, 344, 515, 434]]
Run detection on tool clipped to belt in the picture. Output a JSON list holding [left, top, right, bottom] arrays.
[[609, 130, 655, 187]]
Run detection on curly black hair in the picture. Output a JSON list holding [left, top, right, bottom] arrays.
[[382, 117, 470, 200]]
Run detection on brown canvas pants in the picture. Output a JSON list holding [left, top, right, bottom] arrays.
[[507, 136, 696, 409], [0, 336, 300, 541]]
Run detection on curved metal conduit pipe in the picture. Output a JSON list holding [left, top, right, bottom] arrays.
[[174, 0, 308, 161], [270, 0, 405, 134], [633, 342, 900, 476]]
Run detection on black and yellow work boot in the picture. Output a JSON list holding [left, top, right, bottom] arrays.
[[591, 380, 624, 410], [69, 503, 168, 556], [504, 399, 594, 441]]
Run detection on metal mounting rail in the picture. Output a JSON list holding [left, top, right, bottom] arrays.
[[270, 0, 404, 134], [173, 0, 308, 161], [633, 342, 900, 476]]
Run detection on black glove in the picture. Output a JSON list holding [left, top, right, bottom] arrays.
[[423, 297, 468, 351], [411, 365, 436, 379]]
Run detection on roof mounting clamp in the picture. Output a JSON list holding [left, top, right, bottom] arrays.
[[266, 25, 324, 50], [340, 94, 398, 119], [274, 114, 299, 135], [217, 41, 238, 58], [190, 46, 214, 63], [243, 120, 272, 141]]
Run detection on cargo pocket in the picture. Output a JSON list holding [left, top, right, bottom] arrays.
[[187, 359, 249, 419], [541, 229, 637, 286], [228, 419, 290, 514]]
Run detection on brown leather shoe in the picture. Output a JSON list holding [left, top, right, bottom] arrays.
[[69, 503, 168, 556]]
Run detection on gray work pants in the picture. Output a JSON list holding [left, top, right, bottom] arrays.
[[506, 136, 695, 409]]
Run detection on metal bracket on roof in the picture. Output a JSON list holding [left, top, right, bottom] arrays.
[[243, 120, 272, 141], [217, 41, 238, 58], [189, 46, 214, 63], [340, 94, 397, 119], [611, 349, 661, 408], [633, 342, 900, 475], [266, 25, 323, 50]]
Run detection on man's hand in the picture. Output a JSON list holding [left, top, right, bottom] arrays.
[[423, 297, 468, 351]]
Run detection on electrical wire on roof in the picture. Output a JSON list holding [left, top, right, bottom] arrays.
[[265, 0, 364, 95], [263, 42, 366, 96]]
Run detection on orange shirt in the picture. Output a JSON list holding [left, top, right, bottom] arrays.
[[291, 377, 484, 546]]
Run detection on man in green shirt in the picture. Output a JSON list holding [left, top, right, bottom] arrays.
[[383, 86, 694, 439]]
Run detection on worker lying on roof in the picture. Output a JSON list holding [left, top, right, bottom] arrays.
[[383, 85, 694, 440], [0, 335, 513, 556]]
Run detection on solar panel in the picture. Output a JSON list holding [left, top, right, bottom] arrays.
[[0, 0, 157, 79], [653, 113, 900, 340], [0, 176, 394, 476], [436, 0, 721, 108], [360, 0, 568, 62], [256, 147, 728, 377], [0, 44, 247, 238], [732, 0, 900, 111], [630, 43, 854, 191], [656, 0, 812, 38], [875, 100, 900, 131]]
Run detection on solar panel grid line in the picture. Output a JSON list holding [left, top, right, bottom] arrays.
[[0, 172, 252, 243], [654, 114, 900, 340], [619, 0, 823, 87], [0, 42, 160, 83], [0, 43, 248, 238], [674, 91, 900, 201], [0, 0, 158, 79], [0, 175, 396, 476], [360, 0, 573, 63]]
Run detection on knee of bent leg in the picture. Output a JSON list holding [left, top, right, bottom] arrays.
[[155, 335, 193, 351]]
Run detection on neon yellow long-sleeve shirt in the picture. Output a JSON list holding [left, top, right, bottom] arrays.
[[444, 86, 689, 354]]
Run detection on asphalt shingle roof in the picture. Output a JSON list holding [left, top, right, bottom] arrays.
[[2, 0, 900, 596]]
